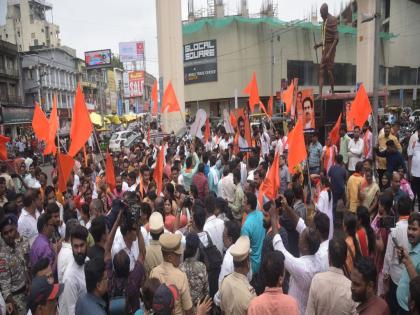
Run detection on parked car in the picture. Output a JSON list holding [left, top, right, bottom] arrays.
[[409, 109, 420, 122], [109, 131, 136, 152]]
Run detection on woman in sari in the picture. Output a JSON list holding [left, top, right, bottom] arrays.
[[359, 169, 380, 218], [343, 211, 362, 278], [356, 206, 376, 257], [12, 158, 27, 194]]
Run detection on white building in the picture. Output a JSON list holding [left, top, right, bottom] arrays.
[[0, 0, 60, 52]]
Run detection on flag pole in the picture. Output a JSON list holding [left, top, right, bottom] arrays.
[[305, 158, 313, 203], [92, 128, 105, 164]]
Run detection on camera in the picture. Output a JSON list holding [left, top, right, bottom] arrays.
[[378, 215, 396, 229], [182, 196, 193, 209]]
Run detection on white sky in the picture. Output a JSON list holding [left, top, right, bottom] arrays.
[[41, 0, 344, 78]]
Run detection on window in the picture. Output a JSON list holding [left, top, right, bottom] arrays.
[[31, 32, 35, 39], [5, 34, 8, 39], [389, 67, 417, 85], [41, 28, 44, 33], [17, 31, 20, 37], [34, 39, 38, 46]]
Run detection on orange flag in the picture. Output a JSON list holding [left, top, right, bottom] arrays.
[[68, 84, 93, 157], [258, 152, 280, 208], [347, 84, 372, 129], [153, 146, 164, 196], [243, 72, 260, 113], [161, 81, 181, 113], [44, 95, 59, 156], [32, 103, 49, 141], [329, 113, 342, 146], [282, 80, 295, 114], [105, 152, 116, 191], [204, 117, 211, 144], [57, 152, 74, 193], [0, 135, 10, 161], [287, 118, 307, 174], [267, 96, 273, 118], [230, 111, 237, 129], [151, 80, 158, 115]]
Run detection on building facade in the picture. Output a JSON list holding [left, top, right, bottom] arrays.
[[21, 46, 77, 132], [0, 39, 30, 137], [0, 0, 60, 52], [182, 0, 420, 115]]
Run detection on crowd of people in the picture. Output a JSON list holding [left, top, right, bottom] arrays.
[[0, 116, 419, 315]]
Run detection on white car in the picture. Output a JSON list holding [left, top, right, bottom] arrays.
[[109, 131, 135, 152], [410, 110, 420, 122]]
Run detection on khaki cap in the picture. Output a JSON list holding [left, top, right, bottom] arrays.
[[149, 212, 164, 233], [230, 235, 250, 262], [159, 233, 183, 255]]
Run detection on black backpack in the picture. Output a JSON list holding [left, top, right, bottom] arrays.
[[198, 231, 223, 298], [198, 231, 223, 271]]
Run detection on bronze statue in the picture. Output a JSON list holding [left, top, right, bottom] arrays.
[[314, 3, 339, 98]]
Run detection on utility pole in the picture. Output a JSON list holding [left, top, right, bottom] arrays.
[[372, 0, 381, 147], [270, 30, 274, 101]]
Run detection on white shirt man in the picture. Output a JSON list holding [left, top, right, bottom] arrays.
[[203, 215, 225, 255], [217, 173, 235, 203], [219, 136, 232, 152], [17, 208, 40, 246], [57, 242, 73, 283], [112, 227, 140, 271], [273, 221, 325, 315], [59, 259, 86, 315], [260, 131, 271, 157], [408, 131, 420, 178], [347, 137, 364, 172], [382, 218, 409, 292]]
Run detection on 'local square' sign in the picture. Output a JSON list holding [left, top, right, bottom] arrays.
[[184, 40, 217, 85]]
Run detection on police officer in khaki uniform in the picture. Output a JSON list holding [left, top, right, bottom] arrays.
[[0, 214, 30, 315], [220, 235, 256, 315], [144, 212, 164, 276], [150, 233, 193, 315]]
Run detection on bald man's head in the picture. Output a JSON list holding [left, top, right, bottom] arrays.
[[320, 3, 329, 20]]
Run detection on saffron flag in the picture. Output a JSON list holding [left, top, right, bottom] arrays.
[[151, 80, 158, 115], [32, 103, 49, 141], [267, 96, 273, 118], [68, 84, 93, 157], [161, 81, 181, 113], [347, 84, 372, 129], [259, 101, 268, 117], [287, 118, 307, 174], [230, 111, 237, 129], [204, 117, 210, 144], [57, 152, 74, 193], [153, 146, 164, 196], [329, 113, 342, 146], [258, 152, 280, 208], [44, 95, 59, 156], [0, 135, 10, 160], [105, 152, 116, 191], [243, 72, 260, 113], [282, 80, 295, 114]]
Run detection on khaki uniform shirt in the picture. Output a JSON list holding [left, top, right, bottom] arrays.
[[220, 271, 256, 315], [305, 267, 357, 315], [377, 134, 401, 170], [150, 261, 193, 315], [144, 240, 163, 276]]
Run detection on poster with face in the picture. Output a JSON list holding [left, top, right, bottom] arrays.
[[290, 78, 299, 120], [346, 101, 355, 134], [301, 88, 315, 132]]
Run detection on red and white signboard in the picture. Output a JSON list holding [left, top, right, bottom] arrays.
[[128, 71, 144, 97]]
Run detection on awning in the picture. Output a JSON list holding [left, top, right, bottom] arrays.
[[105, 115, 121, 125], [1, 106, 34, 125], [90, 112, 103, 126]]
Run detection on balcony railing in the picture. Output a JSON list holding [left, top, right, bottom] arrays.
[[0, 67, 19, 78], [0, 94, 22, 105]]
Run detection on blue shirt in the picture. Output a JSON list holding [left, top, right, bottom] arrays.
[[308, 142, 323, 168], [76, 292, 107, 315], [241, 210, 265, 274], [397, 242, 420, 311]]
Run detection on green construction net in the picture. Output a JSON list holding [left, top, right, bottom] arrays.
[[182, 16, 396, 40]]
